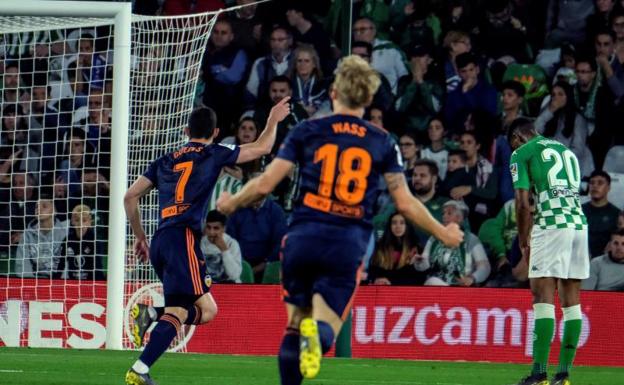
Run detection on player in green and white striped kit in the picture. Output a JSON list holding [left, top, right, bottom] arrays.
[[508, 118, 588, 385]]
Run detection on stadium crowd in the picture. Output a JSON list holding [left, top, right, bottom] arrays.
[[1, 0, 624, 291]]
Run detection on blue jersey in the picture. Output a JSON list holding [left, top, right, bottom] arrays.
[[143, 141, 240, 233], [277, 114, 403, 231]]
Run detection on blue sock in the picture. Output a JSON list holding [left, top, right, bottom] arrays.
[[317, 321, 334, 354], [184, 305, 201, 325], [139, 313, 181, 367], [278, 327, 302, 385]]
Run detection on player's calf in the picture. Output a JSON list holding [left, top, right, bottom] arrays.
[[279, 327, 303, 385], [127, 313, 182, 385]]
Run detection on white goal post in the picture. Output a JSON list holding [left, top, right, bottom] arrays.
[[0, 0, 131, 350], [0, 0, 264, 353]]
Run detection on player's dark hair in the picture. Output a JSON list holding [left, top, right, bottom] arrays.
[[589, 170, 611, 185], [188, 107, 217, 139], [501, 80, 526, 98], [206, 210, 227, 225], [455, 52, 478, 70], [507, 117, 535, 144], [413, 158, 439, 178], [448, 148, 467, 161]]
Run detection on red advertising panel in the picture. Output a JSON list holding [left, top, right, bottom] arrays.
[[0, 278, 108, 349], [1, 279, 623, 367]]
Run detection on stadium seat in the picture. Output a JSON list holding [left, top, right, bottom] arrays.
[[603, 146, 624, 174], [240, 260, 254, 284], [607, 172, 624, 211], [261, 261, 281, 284], [0, 252, 11, 276]]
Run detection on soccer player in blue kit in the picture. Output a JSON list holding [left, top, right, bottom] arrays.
[[218, 56, 464, 385], [123, 98, 290, 385]]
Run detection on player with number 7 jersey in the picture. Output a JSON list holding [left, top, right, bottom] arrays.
[[122, 99, 291, 385], [217, 56, 463, 385]]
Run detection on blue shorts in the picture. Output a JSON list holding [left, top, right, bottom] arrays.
[[150, 227, 210, 306], [281, 223, 369, 320]]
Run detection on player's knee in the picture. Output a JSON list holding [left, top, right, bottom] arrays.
[[165, 306, 188, 324], [199, 302, 217, 324]]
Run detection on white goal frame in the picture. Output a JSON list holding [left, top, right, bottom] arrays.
[[0, 0, 131, 350]]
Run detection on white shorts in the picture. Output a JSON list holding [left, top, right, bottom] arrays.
[[529, 226, 590, 279]]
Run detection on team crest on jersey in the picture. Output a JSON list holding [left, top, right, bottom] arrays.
[[218, 143, 236, 151], [204, 274, 213, 288], [510, 163, 518, 182]]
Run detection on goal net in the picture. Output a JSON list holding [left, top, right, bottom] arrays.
[[0, 6, 220, 350]]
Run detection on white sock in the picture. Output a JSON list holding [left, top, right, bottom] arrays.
[[562, 304, 582, 321], [148, 306, 157, 321], [132, 360, 149, 374]]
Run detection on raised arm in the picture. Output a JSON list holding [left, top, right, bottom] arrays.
[[236, 97, 291, 164], [384, 172, 463, 248], [124, 176, 154, 260], [217, 158, 294, 215]]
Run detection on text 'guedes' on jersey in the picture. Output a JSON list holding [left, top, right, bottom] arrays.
[[143, 142, 240, 233]]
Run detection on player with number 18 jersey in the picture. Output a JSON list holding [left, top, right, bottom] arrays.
[[216, 57, 462, 385], [277, 114, 403, 317]]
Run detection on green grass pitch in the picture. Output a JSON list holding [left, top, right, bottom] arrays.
[[1, 348, 623, 385]]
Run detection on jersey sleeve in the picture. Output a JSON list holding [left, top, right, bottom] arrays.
[[381, 136, 404, 174], [142, 158, 159, 187], [215, 143, 241, 167], [510, 148, 530, 190], [276, 122, 305, 163]]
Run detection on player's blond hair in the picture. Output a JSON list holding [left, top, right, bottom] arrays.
[[332, 55, 380, 109]]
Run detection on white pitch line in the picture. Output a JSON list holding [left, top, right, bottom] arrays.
[[0, 369, 23, 373]]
